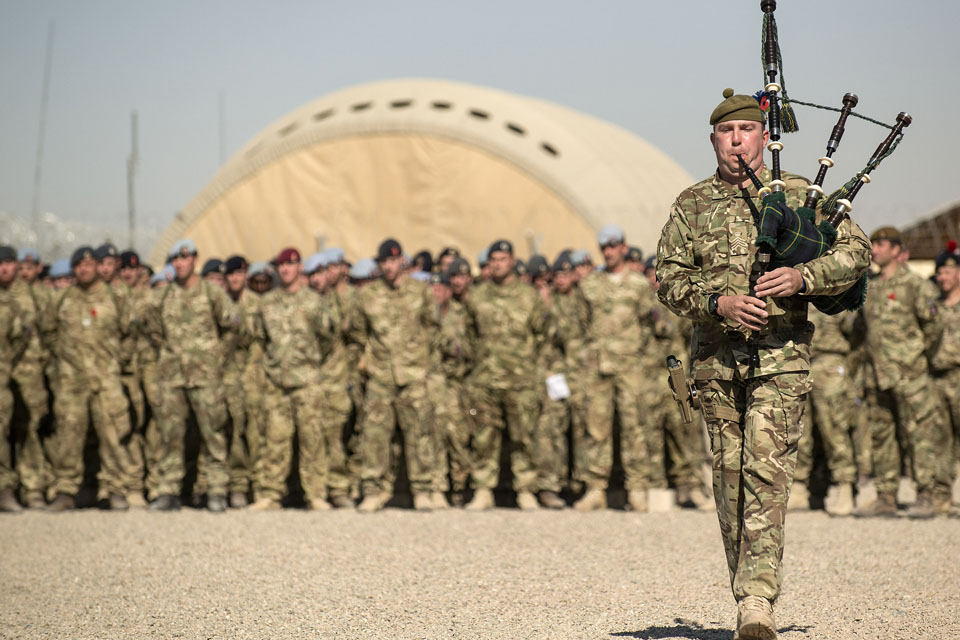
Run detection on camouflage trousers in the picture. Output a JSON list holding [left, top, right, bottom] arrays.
[[317, 383, 353, 499], [359, 378, 439, 495], [795, 354, 858, 485], [932, 367, 960, 491], [154, 384, 228, 497], [696, 372, 809, 604], [866, 373, 952, 501], [141, 364, 163, 500], [255, 382, 326, 503], [642, 364, 699, 490], [224, 382, 251, 494], [11, 362, 50, 499], [535, 382, 583, 494], [120, 372, 146, 495], [0, 374, 16, 492], [464, 383, 539, 493], [428, 375, 473, 492], [582, 368, 651, 491], [50, 380, 133, 498]]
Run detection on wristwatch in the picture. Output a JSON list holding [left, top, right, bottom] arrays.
[[708, 293, 722, 320]]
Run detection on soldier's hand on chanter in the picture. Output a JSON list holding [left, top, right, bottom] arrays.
[[717, 295, 767, 331], [754, 267, 804, 298]]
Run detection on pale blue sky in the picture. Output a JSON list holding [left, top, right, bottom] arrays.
[[2, 0, 957, 255]]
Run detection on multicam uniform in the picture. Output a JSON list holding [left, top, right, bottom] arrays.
[[578, 268, 657, 494], [349, 278, 440, 497], [860, 266, 951, 509], [657, 166, 870, 602], [0, 290, 28, 496], [251, 285, 336, 505], [929, 296, 960, 490], [432, 298, 474, 494], [42, 282, 135, 499], [146, 279, 240, 499], [223, 290, 258, 499], [463, 278, 550, 495]]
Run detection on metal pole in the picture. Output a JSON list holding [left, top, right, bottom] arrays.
[[127, 111, 139, 249], [31, 20, 55, 234]]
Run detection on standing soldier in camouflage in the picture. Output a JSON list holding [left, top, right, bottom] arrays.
[[94, 243, 120, 285], [462, 240, 551, 511], [222, 255, 255, 507], [0, 246, 30, 513], [240, 262, 273, 503], [930, 243, 960, 512], [350, 239, 442, 512], [789, 308, 860, 516], [656, 89, 870, 638], [575, 224, 658, 512], [10, 248, 51, 508], [144, 239, 240, 513], [248, 248, 337, 510], [43, 247, 136, 511], [855, 227, 951, 518]]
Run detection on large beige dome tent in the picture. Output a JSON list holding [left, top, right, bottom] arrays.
[[150, 78, 694, 266]]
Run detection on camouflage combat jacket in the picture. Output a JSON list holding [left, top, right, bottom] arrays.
[[43, 281, 134, 393], [464, 277, 550, 390], [930, 298, 960, 373], [147, 278, 241, 388], [656, 166, 871, 381], [349, 277, 437, 388], [437, 299, 473, 381], [579, 269, 656, 375], [809, 307, 855, 357], [861, 265, 941, 390], [10, 279, 48, 371], [0, 288, 28, 382], [254, 285, 336, 389], [315, 288, 355, 388], [549, 286, 590, 383]]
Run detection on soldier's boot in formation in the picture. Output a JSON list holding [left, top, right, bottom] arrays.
[[516, 491, 540, 511], [357, 491, 389, 513], [854, 491, 897, 518], [430, 491, 449, 510], [330, 494, 355, 509], [824, 483, 855, 517], [126, 492, 148, 508], [787, 481, 810, 511], [309, 497, 331, 511], [229, 491, 249, 509], [148, 495, 181, 512], [647, 488, 675, 512], [465, 488, 495, 511], [906, 492, 936, 519], [539, 490, 566, 510], [573, 487, 607, 512], [207, 494, 228, 513], [248, 496, 282, 511], [46, 493, 76, 512], [734, 595, 777, 640], [108, 493, 129, 511], [413, 492, 433, 511], [23, 492, 45, 510], [0, 488, 23, 513], [627, 489, 648, 513], [676, 484, 713, 511]]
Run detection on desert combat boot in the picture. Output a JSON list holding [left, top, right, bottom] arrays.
[[735, 595, 777, 640]]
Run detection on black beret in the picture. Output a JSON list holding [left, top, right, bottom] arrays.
[[437, 247, 460, 260], [0, 245, 16, 263], [71, 246, 96, 267], [119, 251, 141, 269], [201, 259, 225, 276], [551, 255, 574, 272], [626, 246, 643, 263], [489, 239, 513, 255], [94, 243, 118, 260], [224, 255, 248, 274], [935, 241, 959, 269], [527, 255, 550, 276], [445, 257, 471, 277], [644, 256, 657, 272], [413, 250, 433, 273], [514, 260, 528, 276], [377, 238, 403, 261]]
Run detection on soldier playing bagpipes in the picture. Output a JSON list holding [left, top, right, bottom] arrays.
[[653, 0, 902, 635]]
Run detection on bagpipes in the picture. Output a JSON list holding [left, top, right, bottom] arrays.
[[742, 0, 912, 320]]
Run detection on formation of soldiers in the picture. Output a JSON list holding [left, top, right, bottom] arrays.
[[0, 226, 958, 517]]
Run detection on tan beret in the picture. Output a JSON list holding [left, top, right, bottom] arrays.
[[710, 88, 764, 126]]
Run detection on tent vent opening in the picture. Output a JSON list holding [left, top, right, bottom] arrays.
[[245, 142, 263, 158], [505, 122, 526, 136], [390, 99, 413, 109], [468, 109, 489, 120], [313, 109, 334, 121], [431, 101, 452, 110], [279, 122, 299, 137], [541, 142, 559, 157], [351, 102, 373, 112]]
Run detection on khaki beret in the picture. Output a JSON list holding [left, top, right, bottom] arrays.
[[710, 88, 764, 126], [869, 226, 901, 243]]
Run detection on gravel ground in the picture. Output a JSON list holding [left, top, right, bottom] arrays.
[[1, 506, 958, 639]]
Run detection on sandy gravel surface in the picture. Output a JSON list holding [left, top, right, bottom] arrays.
[[1, 507, 958, 639]]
